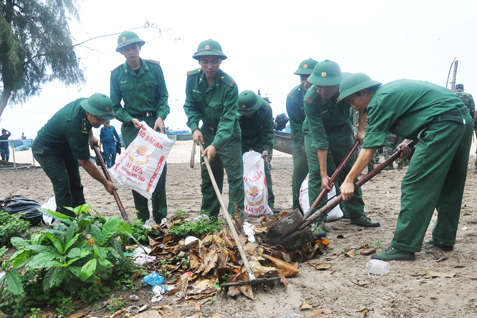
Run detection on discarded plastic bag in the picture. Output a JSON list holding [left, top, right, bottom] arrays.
[[299, 174, 343, 221], [110, 122, 174, 199], [1, 195, 42, 225], [243, 151, 273, 217], [41, 196, 56, 225], [142, 272, 165, 289]]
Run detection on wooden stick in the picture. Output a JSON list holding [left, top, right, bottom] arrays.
[[199, 141, 257, 283]]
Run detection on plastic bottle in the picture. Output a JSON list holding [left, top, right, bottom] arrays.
[[366, 259, 390, 278]]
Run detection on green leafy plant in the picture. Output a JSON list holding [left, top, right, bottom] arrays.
[[0, 204, 142, 317], [368, 240, 381, 249], [107, 297, 124, 313], [169, 214, 224, 238], [0, 210, 30, 246], [128, 218, 151, 243]]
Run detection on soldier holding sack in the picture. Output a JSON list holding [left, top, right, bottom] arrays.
[[110, 31, 170, 223], [237, 90, 275, 209]]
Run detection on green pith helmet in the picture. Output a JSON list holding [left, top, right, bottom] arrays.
[[338, 73, 382, 100], [308, 60, 344, 86], [294, 58, 318, 75], [237, 90, 263, 115], [80, 93, 116, 120], [193, 39, 227, 60], [116, 31, 145, 52]]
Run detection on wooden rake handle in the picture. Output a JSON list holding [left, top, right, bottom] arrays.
[[93, 145, 129, 223], [199, 141, 257, 282]]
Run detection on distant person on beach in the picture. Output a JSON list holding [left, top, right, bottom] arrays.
[[110, 31, 170, 223], [32, 94, 117, 217], [0, 128, 12, 161], [183, 39, 244, 218], [21, 132, 26, 139], [99, 120, 121, 168]]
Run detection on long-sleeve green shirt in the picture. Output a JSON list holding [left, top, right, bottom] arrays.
[[303, 85, 351, 150], [239, 102, 274, 153], [110, 58, 169, 123], [364, 79, 467, 148], [183, 68, 240, 151], [36, 98, 92, 160], [286, 84, 306, 146]]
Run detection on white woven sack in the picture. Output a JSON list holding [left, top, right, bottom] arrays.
[[299, 174, 343, 221], [110, 122, 174, 199], [243, 151, 273, 217]]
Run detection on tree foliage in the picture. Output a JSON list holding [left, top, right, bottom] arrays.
[[0, 0, 85, 117]]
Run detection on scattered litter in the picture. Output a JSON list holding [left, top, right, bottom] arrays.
[[143, 219, 157, 229], [139, 305, 148, 312], [142, 272, 165, 290], [462, 227, 468, 230], [185, 236, 198, 245], [0, 271, 5, 280], [243, 222, 256, 242], [192, 214, 209, 222], [126, 306, 139, 315], [366, 259, 390, 278], [129, 295, 139, 301], [133, 246, 155, 265]]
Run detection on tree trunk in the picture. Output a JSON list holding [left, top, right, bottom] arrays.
[[0, 87, 12, 118]]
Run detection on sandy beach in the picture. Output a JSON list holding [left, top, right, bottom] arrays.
[[2, 140, 477, 317]]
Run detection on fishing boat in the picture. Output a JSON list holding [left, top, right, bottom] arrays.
[[273, 129, 292, 155]]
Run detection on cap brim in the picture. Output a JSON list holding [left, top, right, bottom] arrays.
[[192, 51, 227, 60], [308, 74, 344, 86], [294, 69, 313, 75], [116, 40, 146, 52], [80, 100, 116, 120], [338, 80, 382, 100]]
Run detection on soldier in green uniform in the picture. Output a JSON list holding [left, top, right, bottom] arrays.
[[110, 31, 170, 223], [237, 90, 275, 209], [32, 93, 117, 217], [383, 133, 404, 170], [454, 84, 475, 119], [454, 83, 477, 173], [339, 73, 472, 261], [183, 39, 244, 218], [303, 60, 380, 237], [286, 58, 318, 210]]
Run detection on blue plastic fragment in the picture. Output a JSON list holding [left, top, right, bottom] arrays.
[[141, 272, 165, 288]]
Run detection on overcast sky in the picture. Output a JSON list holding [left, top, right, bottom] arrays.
[[1, 0, 476, 140]]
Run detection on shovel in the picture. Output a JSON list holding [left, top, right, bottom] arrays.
[[267, 140, 359, 245], [199, 141, 280, 286], [93, 145, 130, 223], [266, 140, 418, 250]]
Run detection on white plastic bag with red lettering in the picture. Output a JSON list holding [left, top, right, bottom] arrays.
[[299, 174, 343, 221], [109, 122, 174, 199], [243, 151, 273, 217]]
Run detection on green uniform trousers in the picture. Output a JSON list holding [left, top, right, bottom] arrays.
[[121, 117, 167, 222], [241, 146, 274, 209], [391, 114, 473, 252], [305, 124, 365, 220], [202, 126, 244, 218], [32, 138, 85, 217], [291, 141, 308, 210]]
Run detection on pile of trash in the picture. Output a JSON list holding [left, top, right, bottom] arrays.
[[130, 210, 330, 301]]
